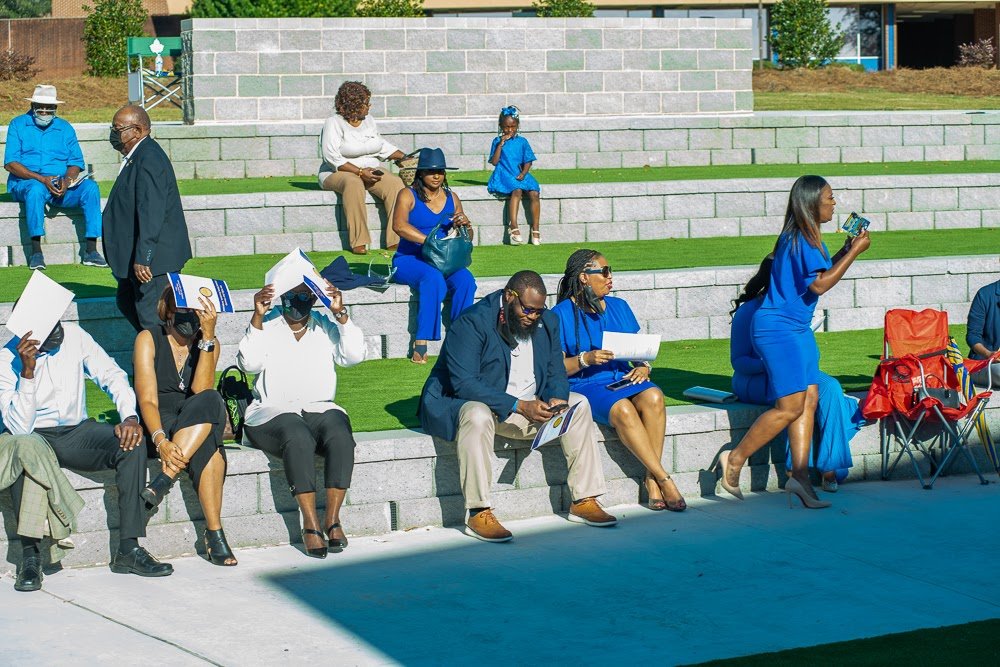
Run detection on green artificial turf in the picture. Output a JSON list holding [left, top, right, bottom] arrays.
[[687, 617, 1000, 666], [85, 325, 963, 433], [2, 160, 999, 200], [1, 228, 996, 303]]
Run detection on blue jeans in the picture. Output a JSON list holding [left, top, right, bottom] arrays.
[[392, 254, 476, 341], [8, 177, 102, 239]]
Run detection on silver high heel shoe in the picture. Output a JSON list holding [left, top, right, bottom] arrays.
[[821, 475, 839, 493], [786, 477, 831, 509], [716, 451, 744, 500]]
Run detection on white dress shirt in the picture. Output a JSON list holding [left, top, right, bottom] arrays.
[[0, 323, 138, 433], [319, 114, 399, 172], [505, 337, 537, 400], [236, 310, 367, 430]]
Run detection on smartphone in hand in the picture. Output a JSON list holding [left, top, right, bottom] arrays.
[[547, 403, 569, 415], [606, 378, 632, 391], [371, 169, 384, 176]]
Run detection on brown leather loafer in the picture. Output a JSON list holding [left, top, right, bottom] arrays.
[[568, 497, 618, 527], [351, 245, 368, 255], [464, 509, 513, 542]]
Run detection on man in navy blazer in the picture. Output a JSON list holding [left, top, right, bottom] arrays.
[[102, 105, 191, 332], [420, 270, 615, 542], [967, 278, 1000, 388]]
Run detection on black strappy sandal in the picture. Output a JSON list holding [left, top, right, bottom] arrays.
[[327, 523, 349, 552], [141, 473, 175, 508], [301, 529, 328, 559], [204, 528, 238, 566]]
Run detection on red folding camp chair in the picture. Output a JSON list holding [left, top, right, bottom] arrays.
[[861, 309, 996, 489]]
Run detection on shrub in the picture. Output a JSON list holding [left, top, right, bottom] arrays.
[[190, 0, 355, 17], [0, 50, 40, 81], [82, 0, 148, 77], [532, 0, 594, 18], [768, 0, 845, 69], [355, 0, 423, 17], [957, 38, 996, 69], [0, 0, 51, 19]]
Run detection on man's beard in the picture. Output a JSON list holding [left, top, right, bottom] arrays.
[[504, 301, 541, 342]]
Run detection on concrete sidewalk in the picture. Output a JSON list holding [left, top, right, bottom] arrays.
[[2, 477, 999, 666]]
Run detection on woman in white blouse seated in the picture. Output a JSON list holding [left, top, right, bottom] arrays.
[[237, 280, 366, 559], [320, 81, 407, 255]]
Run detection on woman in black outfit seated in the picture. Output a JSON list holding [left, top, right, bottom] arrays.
[[133, 289, 235, 566]]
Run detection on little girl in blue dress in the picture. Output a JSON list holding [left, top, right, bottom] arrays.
[[487, 106, 542, 246]]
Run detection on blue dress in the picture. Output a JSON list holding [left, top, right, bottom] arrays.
[[487, 135, 540, 196], [391, 188, 476, 341], [552, 296, 657, 425], [731, 296, 860, 480], [752, 233, 832, 400]]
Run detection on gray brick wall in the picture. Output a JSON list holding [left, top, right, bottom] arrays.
[[180, 17, 754, 122]]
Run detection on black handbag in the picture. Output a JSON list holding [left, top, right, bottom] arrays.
[[216, 366, 254, 440], [421, 223, 473, 277]]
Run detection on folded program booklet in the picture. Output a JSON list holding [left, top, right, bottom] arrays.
[[682, 386, 738, 404]]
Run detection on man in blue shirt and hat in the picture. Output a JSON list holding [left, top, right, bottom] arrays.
[[4, 84, 107, 271]]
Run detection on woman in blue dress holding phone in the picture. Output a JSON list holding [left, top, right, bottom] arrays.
[[716, 176, 869, 508], [553, 249, 685, 512]]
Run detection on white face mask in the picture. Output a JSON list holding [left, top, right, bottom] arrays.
[[33, 110, 54, 128]]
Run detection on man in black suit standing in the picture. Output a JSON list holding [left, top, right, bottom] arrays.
[[103, 105, 191, 332]]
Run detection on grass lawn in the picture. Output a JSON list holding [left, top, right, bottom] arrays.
[[755, 91, 1000, 111], [0, 228, 996, 302], [3, 160, 998, 200], [84, 324, 957, 433], [687, 617, 1000, 666]]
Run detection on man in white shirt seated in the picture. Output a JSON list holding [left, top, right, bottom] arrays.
[[418, 270, 617, 543], [0, 321, 172, 577]]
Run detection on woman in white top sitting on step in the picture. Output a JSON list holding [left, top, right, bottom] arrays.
[[319, 81, 408, 255], [237, 280, 366, 559]]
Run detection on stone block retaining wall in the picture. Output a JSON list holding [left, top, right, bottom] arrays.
[[3, 397, 998, 573], [179, 17, 754, 123], [2, 112, 997, 183], [1, 174, 998, 267], [2, 257, 997, 371]]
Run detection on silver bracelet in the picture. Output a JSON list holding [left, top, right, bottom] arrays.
[[150, 429, 165, 445], [578, 352, 589, 368]]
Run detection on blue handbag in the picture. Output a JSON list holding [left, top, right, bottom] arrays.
[[421, 222, 473, 277]]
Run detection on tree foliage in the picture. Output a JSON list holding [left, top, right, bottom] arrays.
[[355, 0, 423, 18], [82, 0, 148, 77], [768, 0, 845, 69], [190, 0, 355, 17], [0, 0, 51, 18], [532, 0, 594, 18]]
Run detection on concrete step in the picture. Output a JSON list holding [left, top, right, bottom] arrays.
[[1, 172, 999, 266], [2, 257, 998, 368], [5, 395, 998, 574]]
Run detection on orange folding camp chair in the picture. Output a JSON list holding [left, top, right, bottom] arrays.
[[861, 309, 995, 489]]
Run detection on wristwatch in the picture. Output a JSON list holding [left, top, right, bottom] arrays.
[[334, 307, 349, 321], [197, 337, 216, 352], [631, 361, 651, 369]]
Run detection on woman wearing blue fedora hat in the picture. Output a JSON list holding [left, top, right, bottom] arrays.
[[391, 148, 477, 364]]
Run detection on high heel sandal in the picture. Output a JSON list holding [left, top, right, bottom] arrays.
[[141, 472, 175, 508], [715, 450, 744, 500], [204, 528, 238, 566], [509, 226, 524, 245], [530, 230, 541, 246], [655, 475, 687, 512], [821, 474, 839, 493], [327, 523, 349, 552], [785, 477, 831, 509], [300, 529, 328, 559], [410, 344, 428, 365], [643, 475, 666, 511]]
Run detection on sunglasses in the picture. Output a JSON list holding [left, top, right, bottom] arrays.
[[583, 266, 613, 278], [110, 123, 138, 133], [283, 292, 317, 303], [508, 289, 546, 316]]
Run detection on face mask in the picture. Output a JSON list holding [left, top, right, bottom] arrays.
[[281, 293, 316, 322], [33, 111, 54, 128], [39, 322, 64, 354], [172, 311, 201, 338], [109, 127, 125, 151], [581, 284, 605, 314]]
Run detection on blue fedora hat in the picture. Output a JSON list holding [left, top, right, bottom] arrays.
[[415, 147, 458, 171]]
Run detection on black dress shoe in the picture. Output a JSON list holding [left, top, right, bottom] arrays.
[[110, 546, 173, 577], [14, 555, 43, 592]]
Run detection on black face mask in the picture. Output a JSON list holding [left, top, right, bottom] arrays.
[[281, 293, 316, 322], [172, 311, 201, 338], [109, 128, 125, 151], [580, 284, 605, 314], [39, 322, 64, 354]]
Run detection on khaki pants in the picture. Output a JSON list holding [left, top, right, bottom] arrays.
[[321, 170, 404, 249], [456, 393, 607, 510]]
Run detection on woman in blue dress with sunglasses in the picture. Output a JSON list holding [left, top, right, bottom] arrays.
[[552, 249, 686, 512]]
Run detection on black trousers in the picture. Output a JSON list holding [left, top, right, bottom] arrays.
[[116, 273, 169, 333], [15, 420, 148, 540], [245, 410, 356, 495], [149, 391, 228, 489]]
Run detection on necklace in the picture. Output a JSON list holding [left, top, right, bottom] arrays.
[[289, 323, 308, 335], [168, 337, 191, 391]]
